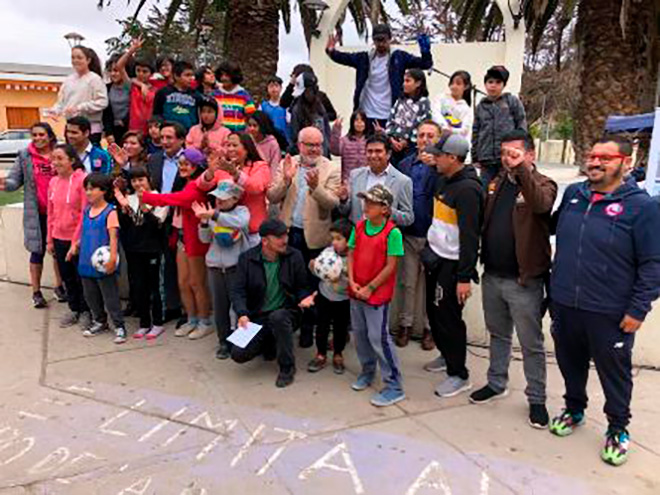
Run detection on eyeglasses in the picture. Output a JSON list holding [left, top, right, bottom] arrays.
[[301, 142, 322, 149], [586, 153, 626, 164]]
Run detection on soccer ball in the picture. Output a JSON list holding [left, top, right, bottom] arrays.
[[314, 249, 343, 282], [91, 246, 120, 274]]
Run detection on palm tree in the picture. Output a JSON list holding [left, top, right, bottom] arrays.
[[101, 0, 418, 101], [451, 0, 659, 167]]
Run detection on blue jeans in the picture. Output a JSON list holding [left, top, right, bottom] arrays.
[[350, 300, 403, 392]]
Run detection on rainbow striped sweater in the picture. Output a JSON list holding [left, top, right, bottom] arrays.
[[212, 85, 256, 132]]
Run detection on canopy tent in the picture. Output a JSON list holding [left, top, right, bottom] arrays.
[[605, 113, 655, 134]]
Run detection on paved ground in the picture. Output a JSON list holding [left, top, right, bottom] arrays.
[[1, 282, 659, 495]]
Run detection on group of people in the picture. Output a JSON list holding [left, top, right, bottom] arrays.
[[3, 23, 660, 469]]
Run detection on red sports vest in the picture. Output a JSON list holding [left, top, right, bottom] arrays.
[[351, 219, 397, 306]]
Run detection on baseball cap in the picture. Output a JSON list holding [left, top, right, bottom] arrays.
[[292, 71, 318, 98], [372, 24, 392, 40], [357, 184, 394, 208], [210, 179, 243, 200], [181, 148, 206, 167], [259, 218, 288, 238], [484, 65, 510, 85], [425, 135, 470, 159]]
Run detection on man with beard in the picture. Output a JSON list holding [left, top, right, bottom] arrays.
[[268, 126, 341, 348], [549, 136, 660, 466]]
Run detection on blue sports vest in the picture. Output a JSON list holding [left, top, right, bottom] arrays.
[[78, 204, 114, 279]]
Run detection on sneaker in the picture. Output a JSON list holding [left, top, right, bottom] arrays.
[[434, 376, 472, 398], [78, 311, 92, 331], [332, 354, 345, 375], [215, 342, 231, 360], [423, 356, 447, 373], [529, 404, 550, 429], [421, 328, 435, 351], [188, 322, 214, 340], [174, 321, 197, 337], [307, 354, 327, 373], [601, 428, 630, 466], [469, 385, 509, 404], [53, 286, 67, 303], [549, 409, 585, 437], [394, 326, 411, 348], [114, 327, 128, 344], [146, 326, 164, 340], [32, 291, 48, 309], [133, 327, 150, 340], [351, 373, 374, 392], [83, 321, 108, 337], [59, 312, 80, 329], [275, 367, 296, 388], [370, 388, 406, 407]]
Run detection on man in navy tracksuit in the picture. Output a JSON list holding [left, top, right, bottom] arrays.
[[550, 136, 660, 466]]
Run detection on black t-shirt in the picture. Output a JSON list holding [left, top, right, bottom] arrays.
[[483, 178, 519, 278]]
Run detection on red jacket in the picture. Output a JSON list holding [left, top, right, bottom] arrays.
[[197, 161, 270, 234], [141, 179, 220, 257]]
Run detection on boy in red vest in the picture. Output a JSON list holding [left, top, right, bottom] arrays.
[[348, 184, 405, 407]]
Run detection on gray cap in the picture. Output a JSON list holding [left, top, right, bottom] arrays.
[[426, 135, 470, 159]]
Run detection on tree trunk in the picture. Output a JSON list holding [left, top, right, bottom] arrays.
[[225, 0, 280, 104], [572, 0, 658, 170]]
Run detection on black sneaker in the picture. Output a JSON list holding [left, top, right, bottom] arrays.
[[32, 291, 48, 309], [216, 342, 231, 360], [53, 286, 67, 303], [83, 321, 109, 337], [529, 404, 550, 429], [276, 367, 296, 388], [469, 385, 509, 404]]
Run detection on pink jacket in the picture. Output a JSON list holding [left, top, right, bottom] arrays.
[[330, 126, 367, 183], [256, 135, 282, 174], [197, 160, 271, 234], [47, 169, 87, 244], [186, 119, 231, 155]]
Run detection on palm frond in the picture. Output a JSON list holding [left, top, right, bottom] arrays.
[[164, 0, 185, 30]]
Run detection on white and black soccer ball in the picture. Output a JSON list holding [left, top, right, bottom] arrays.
[[91, 246, 119, 274], [314, 249, 343, 282]]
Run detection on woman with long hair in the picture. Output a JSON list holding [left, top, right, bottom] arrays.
[[195, 66, 217, 96], [109, 130, 148, 179], [0, 122, 66, 308], [386, 68, 432, 164], [198, 132, 270, 246], [432, 70, 474, 145], [246, 111, 283, 174], [330, 110, 368, 183], [47, 144, 89, 327], [48, 46, 108, 145], [289, 72, 331, 157], [103, 53, 132, 145]]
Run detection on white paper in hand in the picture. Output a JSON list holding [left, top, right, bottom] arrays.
[[227, 322, 263, 348]]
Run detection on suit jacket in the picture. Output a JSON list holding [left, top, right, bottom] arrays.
[[338, 165, 414, 227], [147, 149, 185, 193], [268, 156, 341, 249]]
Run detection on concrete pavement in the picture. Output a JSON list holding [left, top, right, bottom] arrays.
[[0, 282, 659, 495]]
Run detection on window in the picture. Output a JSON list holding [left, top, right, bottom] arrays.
[[6, 107, 40, 130]]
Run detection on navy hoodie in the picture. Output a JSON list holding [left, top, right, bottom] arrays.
[[551, 180, 660, 320]]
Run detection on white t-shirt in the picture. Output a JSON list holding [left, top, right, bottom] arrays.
[[359, 54, 391, 120]]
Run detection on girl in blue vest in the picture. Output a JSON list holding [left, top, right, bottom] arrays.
[[77, 173, 127, 344]]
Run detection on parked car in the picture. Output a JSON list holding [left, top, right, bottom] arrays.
[[0, 130, 31, 158]]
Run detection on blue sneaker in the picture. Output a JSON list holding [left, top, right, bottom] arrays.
[[370, 388, 406, 407], [351, 373, 374, 391]]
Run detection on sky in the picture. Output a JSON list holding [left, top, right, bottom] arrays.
[[0, 0, 365, 80]]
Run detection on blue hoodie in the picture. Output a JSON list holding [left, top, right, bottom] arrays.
[[551, 180, 660, 320]]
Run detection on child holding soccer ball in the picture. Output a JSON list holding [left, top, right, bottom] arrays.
[[301, 218, 353, 375], [76, 173, 127, 344]]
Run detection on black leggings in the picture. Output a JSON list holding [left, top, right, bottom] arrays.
[[126, 251, 163, 328], [53, 239, 87, 314], [315, 292, 349, 356]]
